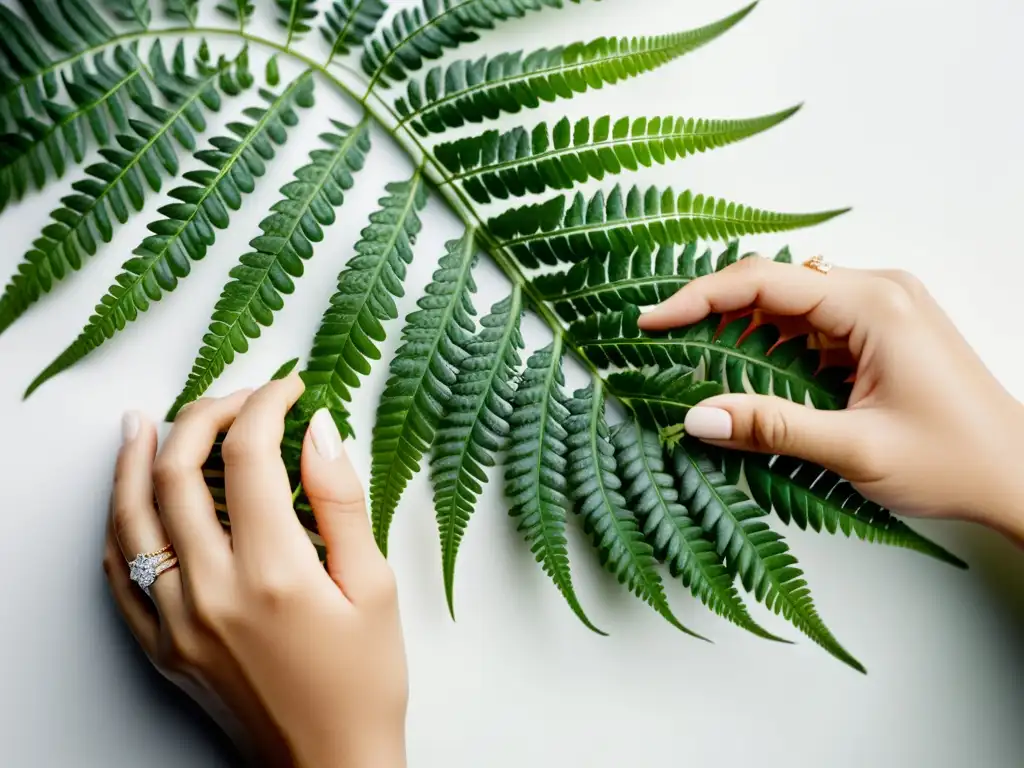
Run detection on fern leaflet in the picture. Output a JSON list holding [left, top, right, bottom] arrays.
[[431, 287, 524, 617], [603, 365, 720, 432], [168, 115, 371, 418], [103, 0, 153, 29], [165, 0, 200, 26], [322, 0, 389, 62], [370, 228, 478, 554], [278, 0, 320, 44]]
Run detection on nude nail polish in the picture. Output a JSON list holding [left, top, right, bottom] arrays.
[[122, 411, 141, 443], [684, 407, 733, 440], [310, 408, 342, 461]]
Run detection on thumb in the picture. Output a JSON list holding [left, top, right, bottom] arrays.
[[302, 408, 388, 601], [684, 394, 864, 474]]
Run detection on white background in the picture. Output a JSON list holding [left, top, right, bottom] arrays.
[[2, 0, 1024, 765]]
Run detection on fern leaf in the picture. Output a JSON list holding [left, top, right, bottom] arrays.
[[505, 337, 604, 634], [610, 415, 783, 640], [362, 0, 582, 91], [573, 306, 849, 409], [322, 0, 389, 62], [216, 0, 254, 23], [369, 228, 478, 554], [0, 44, 246, 337], [25, 72, 314, 397], [278, 0, 319, 44], [673, 441, 864, 671], [741, 454, 967, 569], [431, 286, 524, 617], [168, 116, 371, 419], [0, 45, 148, 211], [165, 0, 200, 25], [291, 170, 429, 439], [437, 106, 799, 204], [103, 0, 153, 28], [395, 4, 755, 136], [602, 365, 720, 432], [490, 183, 848, 269], [11, 0, 114, 55], [566, 380, 704, 638]]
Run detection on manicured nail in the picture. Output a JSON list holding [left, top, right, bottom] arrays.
[[310, 408, 342, 461], [684, 407, 733, 440], [122, 411, 141, 443], [638, 304, 659, 315]]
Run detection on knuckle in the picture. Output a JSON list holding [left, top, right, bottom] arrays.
[[190, 589, 237, 632], [750, 407, 791, 453], [152, 453, 189, 487], [249, 569, 304, 607], [870, 278, 916, 319], [161, 624, 205, 670], [219, 430, 256, 466], [362, 563, 398, 607]]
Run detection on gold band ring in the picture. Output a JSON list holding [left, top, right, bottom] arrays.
[[802, 255, 833, 274]]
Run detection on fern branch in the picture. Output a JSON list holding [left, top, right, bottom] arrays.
[[369, 228, 479, 554], [567, 379, 705, 638], [437, 106, 799, 204], [292, 168, 429, 439], [431, 286, 524, 617], [505, 337, 604, 634], [322, 0, 388, 64], [741, 454, 967, 569], [673, 441, 865, 671], [394, 4, 755, 136], [611, 415, 784, 641], [490, 183, 848, 268], [168, 114, 371, 419], [603, 365, 721, 432], [26, 71, 314, 397], [0, 44, 244, 337]]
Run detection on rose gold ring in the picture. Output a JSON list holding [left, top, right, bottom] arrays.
[[802, 254, 833, 275]]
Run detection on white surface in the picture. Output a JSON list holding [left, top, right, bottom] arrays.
[[2, 0, 1024, 765]]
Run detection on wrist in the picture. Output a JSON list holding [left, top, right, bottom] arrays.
[[970, 402, 1024, 545], [291, 724, 406, 768]]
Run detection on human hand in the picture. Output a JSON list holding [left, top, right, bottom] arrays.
[[104, 376, 407, 768], [638, 257, 1024, 541]]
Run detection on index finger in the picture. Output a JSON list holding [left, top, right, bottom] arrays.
[[221, 374, 320, 570], [636, 257, 869, 340]]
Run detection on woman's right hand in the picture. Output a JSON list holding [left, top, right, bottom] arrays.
[[638, 257, 1024, 542]]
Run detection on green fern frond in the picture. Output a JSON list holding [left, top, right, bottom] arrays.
[[25, 72, 314, 397], [103, 0, 153, 28], [0, 44, 246, 337], [436, 106, 799, 204], [168, 116, 371, 419], [292, 170, 429, 439], [490, 183, 849, 268], [611, 415, 784, 641], [166, 0, 200, 26], [362, 0, 583, 92], [394, 4, 755, 137], [431, 287, 524, 617], [217, 0, 254, 24], [9, 0, 114, 55], [505, 337, 605, 634], [278, 0, 320, 44], [600, 365, 719, 432], [370, 228, 479, 554], [322, 0, 389, 62], [573, 306, 849, 409], [741, 454, 967, 569], [566, 380, 704, 638], [673, 441, 864, 671], [0, 45, 147, 211]]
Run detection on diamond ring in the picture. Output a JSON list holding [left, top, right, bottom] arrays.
[[802, 254, 833, 275], [127, 544, 179, 597]]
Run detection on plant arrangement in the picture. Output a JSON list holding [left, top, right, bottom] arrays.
[[0, 0, 966, 672]]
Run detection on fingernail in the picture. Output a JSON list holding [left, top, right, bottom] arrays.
[[684, 407, 733, 440], [310, 408, 342, 461], [122, 411, 141, 443], [638, 304, 659, 315]]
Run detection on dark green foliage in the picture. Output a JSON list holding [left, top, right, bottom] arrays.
[[431, 287, 524, 616], [217, 0, 254, 23], [168, 116, 371, 419], [0, 45, 147, 211], [604, 365, 721, 431], [361, 0, 583, 91], [322, 0, 389, 60], [741, 454, 967, 569], [103, 0, 153, 28], [436, 106, 800, 204], [25, 72, 315, 397], [271, 357, 300, 380], [395, 5, 756, 137], [292, 171, 429, 440], [489, 183, 848, 269], [572, 306, 850, 410], [166, 0, 200, 25], [278, 0, 319, 43], [369, 229, 478, 554], [0, 43, 248, 337], [611, 416, 783, 640], [673, 441, 865, 672], [566, 382, 703, 637], [505, 338, 604, 634]]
